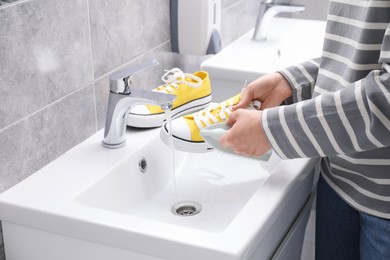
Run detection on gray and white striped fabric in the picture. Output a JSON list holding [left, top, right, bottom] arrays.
[[264, 0, 390, 218]]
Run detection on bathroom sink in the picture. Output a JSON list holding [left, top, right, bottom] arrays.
[[75, 131, 278, 232], [202, 17, 326, 101], [0, 127, 317, 260]]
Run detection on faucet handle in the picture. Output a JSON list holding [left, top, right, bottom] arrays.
[[109, 59, 159, 94]]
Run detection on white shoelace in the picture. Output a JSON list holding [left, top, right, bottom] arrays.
[[193, 98, 261, 130], [193, 99, 234, 129], [154, 68, 202, 94]]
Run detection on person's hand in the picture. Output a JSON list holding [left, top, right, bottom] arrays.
[[219, 109, 271, 157], [220, 73, 291, 156], [234, 72, 292, 111]]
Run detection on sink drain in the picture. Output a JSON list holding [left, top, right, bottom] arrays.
[[171, 201, 202, 217], [138, 157, 147, 173]]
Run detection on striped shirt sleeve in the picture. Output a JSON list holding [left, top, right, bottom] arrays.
[[278, 58, 321, 104], [263, 22, 390, 160]]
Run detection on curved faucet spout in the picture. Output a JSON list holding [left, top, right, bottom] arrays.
[[101, 60, 176, 149], [253, 3, 305, 41], [102, 90, 175, 149]]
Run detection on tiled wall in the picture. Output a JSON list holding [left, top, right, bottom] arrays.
[[0, 0, 328, 258]]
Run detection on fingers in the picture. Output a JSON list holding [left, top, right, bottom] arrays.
[[220, 109, 272, 157], [220, 122, 259, 157], [226, 109, 238, 125], [220, 110, 247, 152], [233, 84, 254, 111], [219, 128, 231, 148], [219, 121, 236, 149]]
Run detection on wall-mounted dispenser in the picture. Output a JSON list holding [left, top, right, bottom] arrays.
[[170, 0, 222, 55]]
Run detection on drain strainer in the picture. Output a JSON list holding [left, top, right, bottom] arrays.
[[171, 201, 202, 217]]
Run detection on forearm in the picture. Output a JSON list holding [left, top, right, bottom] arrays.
[[263, 67, 390, 159], [278, 58, 320, 104]]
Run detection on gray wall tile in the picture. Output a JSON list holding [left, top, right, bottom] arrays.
[[0, 85, 96, 193], [89, 0, 170, 78], [220, 0, 259, 47], [222, 0, 240, 9], [0, 0, 93, 130]]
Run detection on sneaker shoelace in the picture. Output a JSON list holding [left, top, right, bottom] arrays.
[[154, 68, 202, 94], [193, 97, 261, 130]]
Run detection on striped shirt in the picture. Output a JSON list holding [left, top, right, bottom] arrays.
[[264, 0, 390, 219]]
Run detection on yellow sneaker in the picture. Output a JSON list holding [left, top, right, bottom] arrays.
[[127, 68, 212, 128], [160, 94, 260, 153]]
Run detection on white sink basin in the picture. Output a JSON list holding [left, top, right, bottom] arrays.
[[0, 127, 317, 260], [202, 17, 326, 101], [75, 132, 278, 232]]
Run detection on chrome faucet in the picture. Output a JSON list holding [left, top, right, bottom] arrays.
[[102, 60, 176, 149], [253, 0, 305, 41]]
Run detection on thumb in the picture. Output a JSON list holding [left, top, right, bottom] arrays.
[[233, 85, 253, 111], [226, 110, 238, 126]]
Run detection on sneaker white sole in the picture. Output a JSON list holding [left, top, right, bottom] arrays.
[[160, 123, 215, 153], [127, 95, 212, 128]]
